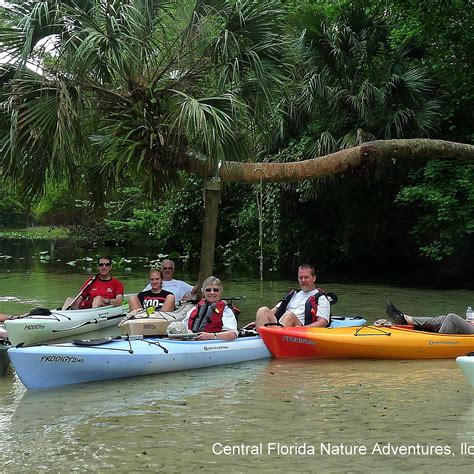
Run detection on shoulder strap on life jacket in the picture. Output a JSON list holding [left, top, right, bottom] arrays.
[[274, 290, 296, 320], [188, 299, 226, 333], [304, 288, 332, 326]]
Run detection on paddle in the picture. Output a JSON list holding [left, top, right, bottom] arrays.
[[52, 312, 125, 332], [65, 274, 99, 310], [326, 292, 338, 305], [224, 295, 245, 318]]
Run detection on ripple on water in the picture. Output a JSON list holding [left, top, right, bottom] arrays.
[[1, 277, 474, 471], [1, 357, 474, 471]]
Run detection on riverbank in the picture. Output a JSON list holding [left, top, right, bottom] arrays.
[[0, 226, 68, 240]]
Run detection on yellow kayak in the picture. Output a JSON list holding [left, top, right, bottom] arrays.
[[259, 325, 474, 359]]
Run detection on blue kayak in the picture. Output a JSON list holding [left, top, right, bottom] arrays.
[[8, 316, 366, 390], [328, 316, 366, 328], [8, 335, 271, 390]]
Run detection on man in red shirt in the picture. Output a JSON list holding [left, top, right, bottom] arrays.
[[63, 256, 124, 309]]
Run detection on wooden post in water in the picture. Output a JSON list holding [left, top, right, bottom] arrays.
[[197, 178, 221, 292]]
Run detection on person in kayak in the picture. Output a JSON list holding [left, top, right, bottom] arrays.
[[386, 301, 474, 334], [63, 256, 124, 309], [182, 276, 238, 341], [142, 259, 198, 302], [128, 268, 175, 312], [255, 264, 330, 329]]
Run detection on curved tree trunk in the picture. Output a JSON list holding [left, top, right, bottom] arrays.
[[184, 139, 474, 182], [186, 138, 474, 279]]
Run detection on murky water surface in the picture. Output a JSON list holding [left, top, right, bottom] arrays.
[[1, 240, 474, 472]]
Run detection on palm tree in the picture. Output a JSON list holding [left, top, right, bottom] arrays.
[[0, 0, 289, 280], [0, 1, 473, 277], [264, 5, 444, 160]]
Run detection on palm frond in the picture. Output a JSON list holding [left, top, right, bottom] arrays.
[[172, 90, 243, 170]]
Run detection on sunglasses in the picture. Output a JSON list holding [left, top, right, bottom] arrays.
[[98, 263, 111, 267], [205, 288, 220, 293], [162, 267, 173, 270]]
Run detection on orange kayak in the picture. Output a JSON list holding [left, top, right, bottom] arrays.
[[258, 325, 474, 359]]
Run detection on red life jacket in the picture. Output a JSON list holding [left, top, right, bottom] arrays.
[[188, 299, 226, 333], [304, 289, 331, 325]]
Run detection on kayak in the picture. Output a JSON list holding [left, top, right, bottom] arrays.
[[4, 305, 126, 347], [326, 316, 366, 328], [8, 335, 271, 390], [119, 303, 192, 336], [259, 324, 474, 359], [456, 354, 474, 387]]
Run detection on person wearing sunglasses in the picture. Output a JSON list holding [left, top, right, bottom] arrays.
[[128, 268, 175, 312], [63, 256, 124, 309], [182, 276, 238, 341], [142, 259, 197, 302]]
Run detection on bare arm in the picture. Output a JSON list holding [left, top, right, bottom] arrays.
[[196, 330, 237, 341], [100, 294, 123, 306]]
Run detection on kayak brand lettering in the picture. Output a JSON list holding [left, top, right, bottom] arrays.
[[24, 324, 45, 330], [282, 335, 316, 346], [144, 324, 158, 329], [429, 340, 460, 345], [40, 355, 85, 363], [203, 345, 229, 351]]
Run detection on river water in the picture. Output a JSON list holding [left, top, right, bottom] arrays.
[[1, 240, 474, 472]]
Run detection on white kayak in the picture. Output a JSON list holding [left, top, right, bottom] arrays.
[[456, 354, 474, 387], [4, 305, 126, 346], [8, 335, 271, 390], [119, 303, 192, 336]]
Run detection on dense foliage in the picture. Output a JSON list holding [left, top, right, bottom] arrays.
[[0, 0, 472, 280]]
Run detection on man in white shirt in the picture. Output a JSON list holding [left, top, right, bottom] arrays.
[[143, 259, 197, 302], [255, 264, 330, 329]]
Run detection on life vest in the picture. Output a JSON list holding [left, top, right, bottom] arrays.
[[274, 290, 297, 320], [304, 290, 331, 326], [275, 288, 332, 325], [188, 299, 227, 333]]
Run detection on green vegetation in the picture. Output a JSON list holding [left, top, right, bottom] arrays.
[[396, 161, 474, 261], [0, 1, 472, 279], [0, 226, 67, 239]]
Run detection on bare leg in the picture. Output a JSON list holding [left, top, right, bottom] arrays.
[[255, 307, 277, 329], [161, 295, 175, 312], [91, 296, 107, 308], [404, 314, 413, 325], [280, 311, 303, 327], [128, 295, 142, 311], [62, 297, 79, 310]]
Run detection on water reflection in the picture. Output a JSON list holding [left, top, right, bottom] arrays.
[[1, 355, 474, 471], [1, 240, 474, 471]]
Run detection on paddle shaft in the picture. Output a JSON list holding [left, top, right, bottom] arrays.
[[66, 274, 99, 310]]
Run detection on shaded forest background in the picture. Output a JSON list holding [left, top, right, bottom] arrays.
[[0, 0, 473, 281]]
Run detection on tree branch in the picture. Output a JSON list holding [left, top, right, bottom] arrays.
[[182, 139, 474, 182]]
